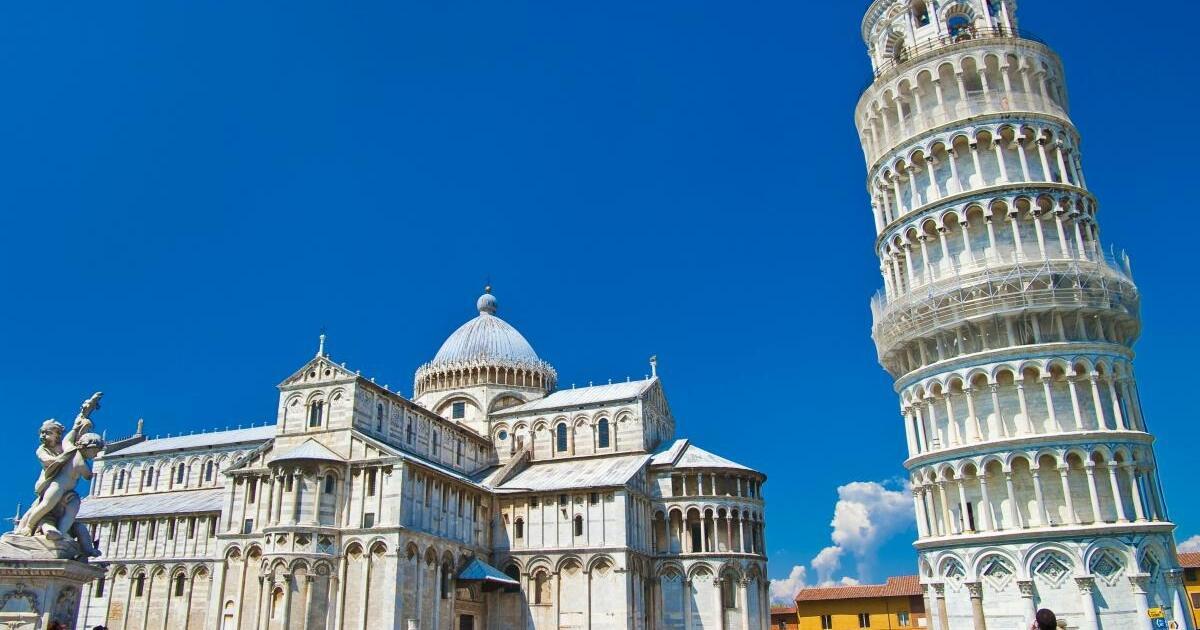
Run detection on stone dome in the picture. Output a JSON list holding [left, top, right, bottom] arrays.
[[415, 288, 556, 398], [432, 288, 540, 366]]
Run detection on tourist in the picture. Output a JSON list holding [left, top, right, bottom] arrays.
[[1034, 608, 1058, 630]]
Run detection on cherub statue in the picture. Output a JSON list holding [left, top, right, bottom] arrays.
[[13, 392, 105, 558]]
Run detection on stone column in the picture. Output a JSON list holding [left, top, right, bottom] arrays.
[[302, 574, 315, 630], [919, 583, 938, 630], [977, 473, 992, 531], [1167, 570, 1195, 630], [279, 573, 294, 630], [1031, 467, 1049, 526], [964, 389, 981, 442], [1129, 573, 1154, 630], [957, 480, 973, 533], [1059, 466, 1079, 525], [1066, 377, 1085, 430], [1016, 382, 1034, 434], [913, 488, 930, 538], [1089, 375, 1109, 430], [682, 578, 692, 630], [1041, 377, 1060, 433], [1004, 471, 1020, 529], [738, 578, 751, 630], [1074, 576, 1099, 630], [966, 581, 987, 630], [1084, 464, 1102, 523], [1107, 378, 1127, 430], [935, 583, 950, 630], [1017, 579, 1038, 624], [1127, 465, 1147, 522], [1107, 463, 1129, 523], [937, 482, 954, 534]]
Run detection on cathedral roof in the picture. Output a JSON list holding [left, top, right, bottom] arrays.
[[651, 439, 758, 473], [493, 378, 657, 415], [104, 425, 275, 457], [268, 439, 343, 464], [78, 488, 225, 519], [483, 453, 650, 492], [428, 287, 546, 368]]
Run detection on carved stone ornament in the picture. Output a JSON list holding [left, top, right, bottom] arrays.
[[1017, 579, 1035, 597], [965, 581, 984, 599], [1074, 576, 1096, 594]]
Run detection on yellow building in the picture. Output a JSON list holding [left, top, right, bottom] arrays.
[[1183, 552, 1200, 627], [793, 576, 925, 630]]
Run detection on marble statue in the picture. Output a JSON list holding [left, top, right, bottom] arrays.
[[4, 393, 105, 560]]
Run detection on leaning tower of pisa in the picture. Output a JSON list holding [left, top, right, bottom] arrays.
[[856, 2, 1190, 629]]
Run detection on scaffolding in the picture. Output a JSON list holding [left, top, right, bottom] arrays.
[[871, 251, 1138, 361]]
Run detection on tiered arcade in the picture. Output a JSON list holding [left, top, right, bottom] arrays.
[[856, 2, 1191, 629]]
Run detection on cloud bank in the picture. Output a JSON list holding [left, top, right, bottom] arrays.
[[769, 479, 914, 603]]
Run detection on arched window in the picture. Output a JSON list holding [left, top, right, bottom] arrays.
[[911, 0, 930, 26], [376, 403, 384, 432], [597, 419, 610, 449], [134, 574, 146, 597], [324, 474, 335, 494], [116, 470, 126, 490], [308, 401, 324, 428], [432, 431, 440, 454], [204, 461, 214, 482], [406, 420, 413, 444], [176, 464, 186, 485], [556, 424, 568, 453], [721, 575, 736, 609], [456, 441, 463, 466], [533, 571, 550, 604], [174, 573, 186, 597], [948, 15, 972, 40], [514, 518, 524, 539], [573, 515, 584, 537]]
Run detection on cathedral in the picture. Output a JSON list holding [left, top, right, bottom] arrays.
[[74, 289, 770, 630]]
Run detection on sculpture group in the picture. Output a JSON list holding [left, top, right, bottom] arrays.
[[3, 393, 106, 561]]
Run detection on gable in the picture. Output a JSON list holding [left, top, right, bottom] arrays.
[[278, 354, 359, 389]]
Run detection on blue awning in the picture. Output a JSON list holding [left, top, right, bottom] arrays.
[[457, 558, 520, 592]]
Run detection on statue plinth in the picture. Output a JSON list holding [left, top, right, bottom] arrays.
[[0, 535, 104, 630]]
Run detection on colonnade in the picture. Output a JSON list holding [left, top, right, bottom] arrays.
[[872, 126, 1085, 235], [415, 359, 555, 397], [668, 472, 762, 499], [910, 449, 1163, 538], [652, 508, 764, 556], [876, 193, 1103, 300], [902, 366, 1143, 457], [860, 46, 1067, 166]]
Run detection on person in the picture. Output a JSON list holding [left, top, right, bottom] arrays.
[[1034, 608, 1058, 630]]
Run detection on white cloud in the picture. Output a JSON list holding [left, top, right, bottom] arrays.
[[768, 479, 915, 604], [769, 565, 809, 603], [1179, 535, 1200, 553], [811, 546, 844, 584]]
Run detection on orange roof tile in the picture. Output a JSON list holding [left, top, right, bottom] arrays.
[[1179, 552, 1200, 568], [771, 606, 797, 614], [794, 575, 922, 602]]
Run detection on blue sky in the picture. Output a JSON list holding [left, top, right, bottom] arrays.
[[0, 0, 1193, 594]]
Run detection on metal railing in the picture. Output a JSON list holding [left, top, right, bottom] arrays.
[[871, 253, 1139, 357]]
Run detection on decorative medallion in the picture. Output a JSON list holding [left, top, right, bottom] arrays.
[[980, 556, 1015, 590], [1033, 552, 1072, 587], [1089, 550, 1125, 586]]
